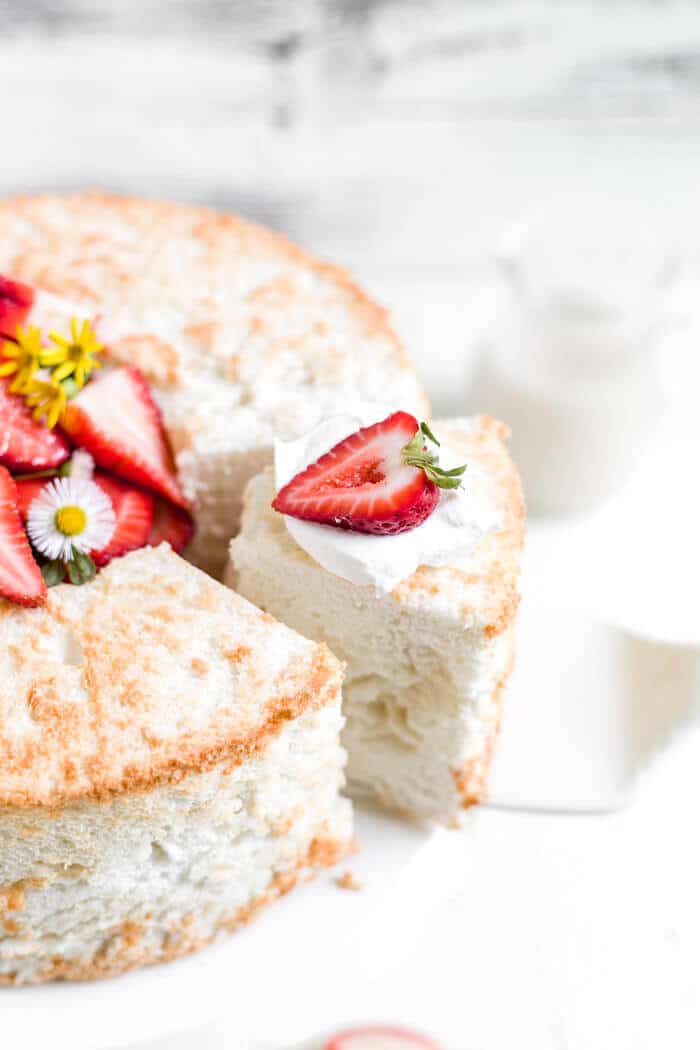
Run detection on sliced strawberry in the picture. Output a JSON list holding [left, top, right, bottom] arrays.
[[272, 411, 467, 536], [324, 1026, 442, 1050], [0, 378, 71, 472], [60, 366, 187, 509], [0, 275, 35, 340], [147, 496, 195, 554], [91, 471, 155, 567], [0, 466, 46, 606], [15, 476, 51, 521]]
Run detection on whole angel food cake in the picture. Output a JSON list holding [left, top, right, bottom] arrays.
[[0, 191, 428, 574], [0, 544, 351, 985], [230, 408, 524, 824]]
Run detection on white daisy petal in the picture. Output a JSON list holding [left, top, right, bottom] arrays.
[[69, 450, 95, 481], [27, 477, 116, 564]]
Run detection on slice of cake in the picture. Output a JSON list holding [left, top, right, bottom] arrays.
[[230, 414, 524, 824], [0, 192, 428, 574], [0, 544, 352, 984]]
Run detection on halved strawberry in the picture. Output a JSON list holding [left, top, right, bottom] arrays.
[[0, 378, 71, 472], [324, 1026, 442, 1050], [91, 471, 155, 567], [15, 476, 50, 521], [147, 496, 195, 554], [0, 466, 46, 606], [60, 366, 187, 509], [272, 412, 465, 536], [0, 275, 35, 340]]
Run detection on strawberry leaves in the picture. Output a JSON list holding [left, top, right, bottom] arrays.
[[401, 422, 466, 490]]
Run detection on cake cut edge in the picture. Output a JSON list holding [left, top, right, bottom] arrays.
[[0, 831, 349, 986]]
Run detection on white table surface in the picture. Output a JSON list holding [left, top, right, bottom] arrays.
[[109, 414, 699, 1050], [1, 3, 699, 1047]]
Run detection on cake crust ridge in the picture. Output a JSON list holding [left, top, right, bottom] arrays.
[[0, 545, 344, 809]]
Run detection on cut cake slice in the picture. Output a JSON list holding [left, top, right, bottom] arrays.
[[230, 417, 525, 824], [0, 545, 352, 984]]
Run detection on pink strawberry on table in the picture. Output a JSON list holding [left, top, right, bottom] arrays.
[[61, 366, 188, 509], [0, 378, 71, 472], [147, 496, 195, 555], [0, 466, 46, 606], [0, 275, 35, 340], [324, 1026, 443, 1050], [272, 412, 465, 536]]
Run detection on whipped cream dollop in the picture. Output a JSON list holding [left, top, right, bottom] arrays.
[[273, 404, 502, 594]]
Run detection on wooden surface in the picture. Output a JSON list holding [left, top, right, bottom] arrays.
[[1, 4, 699, 1049]]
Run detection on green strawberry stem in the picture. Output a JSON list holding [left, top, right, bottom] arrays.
[[15, 456, 79, 483], [13, 467, 60, 482], [402, 422, 466, 490]]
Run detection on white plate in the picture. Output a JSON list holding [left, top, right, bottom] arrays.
[[2, 805, 455, 1050]]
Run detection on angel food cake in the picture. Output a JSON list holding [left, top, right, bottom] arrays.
[[230, 410, 524, 824], [0, 545, 352, 985], [0, 191, 428, 574], [0, 190, 521, 983]]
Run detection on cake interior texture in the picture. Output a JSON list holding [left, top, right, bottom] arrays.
[[230, 417, 525, 824], [0, 547, 352, 984], [0, 191, 428, 575]]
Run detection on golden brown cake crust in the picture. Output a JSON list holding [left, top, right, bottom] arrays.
[[452, 638, 516, 809], [0, 834, 347, 985], [394, 415, 526, 636], [0, 189, 421, 391], [0, 546, 344, 809]]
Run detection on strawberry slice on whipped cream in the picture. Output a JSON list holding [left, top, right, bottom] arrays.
[[272, 411, 465, 536]]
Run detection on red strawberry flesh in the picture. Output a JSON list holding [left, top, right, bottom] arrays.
[[147, 496, 195, 554], [0, 466, 46, 606], [91, 471, 155, 567], [15, 476, 50, 521], [60, 366, 188, 509], [0, 378, 71, 472], [325, 1026, 442, 1050], [272, 411, 440, 536], [0, 275, 35, 340]]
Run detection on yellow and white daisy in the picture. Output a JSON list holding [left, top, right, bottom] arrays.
[[27, 476, 115, 563]]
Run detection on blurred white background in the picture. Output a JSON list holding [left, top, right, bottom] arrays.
[[2, 0, 699, 403], [2, 3, 699, 1049]]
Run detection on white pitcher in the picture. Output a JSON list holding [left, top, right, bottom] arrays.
[[470, 195, 680, 515]]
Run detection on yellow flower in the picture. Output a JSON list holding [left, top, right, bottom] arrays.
[[0, 325, 43, 393], [42, 317, 103, 390], [24, 375, 67, 430]]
